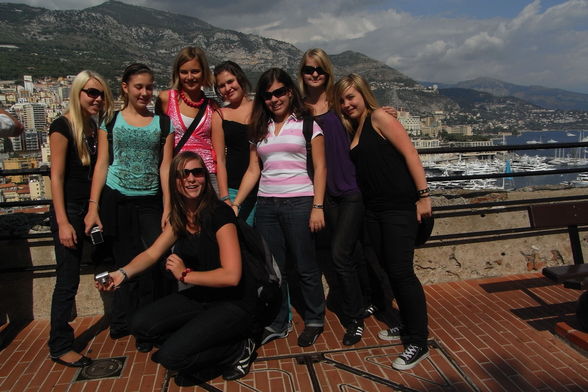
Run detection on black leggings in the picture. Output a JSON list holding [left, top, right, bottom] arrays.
[[131, 292, 252, 373]]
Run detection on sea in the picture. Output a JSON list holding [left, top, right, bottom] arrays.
[[497, 129, 588, 189]]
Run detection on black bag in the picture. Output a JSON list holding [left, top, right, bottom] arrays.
[[302, 115, 314, 181], [236, 217, 282, 314], [415, 216, 434, 246]]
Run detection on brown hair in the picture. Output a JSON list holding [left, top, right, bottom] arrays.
[[171, 47, 213, 90], [333, 73, 379, 135]]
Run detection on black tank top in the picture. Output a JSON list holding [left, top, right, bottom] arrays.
[[350, 115, 417, 211], [223, 119, 251, 189]]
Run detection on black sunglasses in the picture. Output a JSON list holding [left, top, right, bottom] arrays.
[[261, 86, 289, 101], [183, 167, 206, 178], [301, 65, 327, 76], [81, 88, 105, 99]]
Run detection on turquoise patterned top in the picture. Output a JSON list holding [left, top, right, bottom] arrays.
[[102, 114, 170, 196]]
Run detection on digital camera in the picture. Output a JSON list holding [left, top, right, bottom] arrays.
[[94, 271, 111, 286], [90, 226, 104, 245]]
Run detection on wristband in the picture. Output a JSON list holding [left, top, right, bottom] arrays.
[[118, 268, 129, 283], [418, 194, 431, 199], [89, 199, 98, 204], [312, 204, 324, 209], [417, 187, 430, 196], [179, 268, 192, 283], [220, 195, 230, 201]]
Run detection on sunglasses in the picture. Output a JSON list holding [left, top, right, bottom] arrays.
[[301, 65, 327, 76], [82, 88, 105, 99], [261, 86, 289, 101], [182, 167, 206, 178]]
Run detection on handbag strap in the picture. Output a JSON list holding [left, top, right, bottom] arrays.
[[173, 98, 209, 155]]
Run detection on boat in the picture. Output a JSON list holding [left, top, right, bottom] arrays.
[[566, 132, 576, 136], [526, 140, 540, 144], [547, 139, 558, 143]]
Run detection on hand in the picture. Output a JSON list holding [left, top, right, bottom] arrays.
[[230, 204, 239, 217], [223, 198, 233, 207], [382, 106, 398, 118], [309, 208, 325, 232], [58, 222, 77, 249], [165, 253, 186, 280], [416, 197, 432, 223], [84, 209, 102, 236]]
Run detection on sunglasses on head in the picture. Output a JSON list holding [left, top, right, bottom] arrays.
[[183, 167, 206, 178], [261, 86, 289, 101], [301, 65, 327, 76], [81, 88, 105, 99]]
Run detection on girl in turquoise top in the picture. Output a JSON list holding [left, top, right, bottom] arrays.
[[84, 63, 174, 351]]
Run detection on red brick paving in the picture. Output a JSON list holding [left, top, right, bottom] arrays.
[[1, 273, 587, 391]]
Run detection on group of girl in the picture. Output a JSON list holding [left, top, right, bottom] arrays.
[[47, 45, 432, 384]]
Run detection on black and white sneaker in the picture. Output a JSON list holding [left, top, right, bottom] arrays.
[[222, 338, 257, 381], [260, 320, 292, 346], [377, 325, 405, 341], [361, 304, 378, 318], [392, 344, 429, 370], [342, 320, 364, 346]]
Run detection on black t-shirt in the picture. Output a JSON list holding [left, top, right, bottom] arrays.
[[173, 201, 257, 310], [49, 116, 97, 203]]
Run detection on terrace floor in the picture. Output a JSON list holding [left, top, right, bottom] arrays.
[[1, 273, 587, 392]]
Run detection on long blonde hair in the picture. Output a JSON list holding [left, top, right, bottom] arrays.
[[297, 48, 335, 105], [333, 73, 379, 135], [65, 70, 113, 165]]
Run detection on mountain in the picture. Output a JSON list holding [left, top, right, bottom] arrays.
[[0, 0, 302, 84], [441, 77, 588, 112]]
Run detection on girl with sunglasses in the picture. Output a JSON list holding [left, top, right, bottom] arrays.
[[84, 63, 174, 351], [48, 70, 113, 367], [211, 61, 256, 224], [335, 74, 432, 371], [157, 47, 220, 192], [297, 48, 368, 346], [231, 68, 327, 347], [97, 151, 257, 386]]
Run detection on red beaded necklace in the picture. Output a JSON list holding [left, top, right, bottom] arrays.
[[179, 90, 205, 108]]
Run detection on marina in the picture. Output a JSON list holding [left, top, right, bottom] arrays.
[[421, 129, 588, 190]]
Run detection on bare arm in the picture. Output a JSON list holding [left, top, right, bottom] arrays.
[[159, 133, 174, 229], [166, 223, 242, 287], [371, 108, 432, 221], [84, 129, 109, 234], [309, 134, 326, 232], [211, 110, 230, 202], [232, 144, 261, 215], [49, 132, 78, 248]]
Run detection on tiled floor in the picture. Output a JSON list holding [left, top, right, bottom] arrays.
[[1, 273, 587, 391]]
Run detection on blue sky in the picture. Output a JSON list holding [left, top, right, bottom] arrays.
[[7, 1, 588, 94]]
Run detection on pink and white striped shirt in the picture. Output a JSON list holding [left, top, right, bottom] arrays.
[[256, 114, 323, 197]]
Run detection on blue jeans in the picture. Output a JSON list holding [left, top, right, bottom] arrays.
[[365, 208, 428, 346], [48, 201, 90, 357], [255, 196, 325, 332], [324, 191, 365, 324]]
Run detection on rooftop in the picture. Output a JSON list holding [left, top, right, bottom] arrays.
[[1, 272, 587, 392]]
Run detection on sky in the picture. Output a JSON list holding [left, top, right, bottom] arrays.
[[7, 0, 588, 94]]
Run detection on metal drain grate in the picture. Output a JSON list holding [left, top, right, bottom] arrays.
[[74, 356, 127, 382]]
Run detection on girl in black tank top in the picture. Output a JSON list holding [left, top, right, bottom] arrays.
[[335, 73, 432, 371]]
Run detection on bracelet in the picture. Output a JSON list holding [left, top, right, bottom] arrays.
[[312, 204, 324, 209], [220, 195, 230, 201], [417, 187, 430, 196], [179, 268, 192, 283], [118, 268, 129, 283], [418, 194, 431, 199], [231, 202, 241, 210], [89, 199, 98, 204]]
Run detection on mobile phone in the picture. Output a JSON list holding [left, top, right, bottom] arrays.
[[90, 226, 104, 245], [94, 271, 111, 286]]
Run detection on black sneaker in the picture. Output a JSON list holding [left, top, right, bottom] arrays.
[[222, 338, 257, 381], [361, 304, 378, 318], [342, 320, 363, 346], [392, 344, 430, 370], [297, 326, 323, 347], [377, 325, 405, 341]]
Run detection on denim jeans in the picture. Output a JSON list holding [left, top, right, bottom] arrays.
[[131, 292, 252, 372], [365, 208, 428, 346], [324, 191, 365, 324], [255, 196, 325, 332], [48, 201, 91, 357]]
